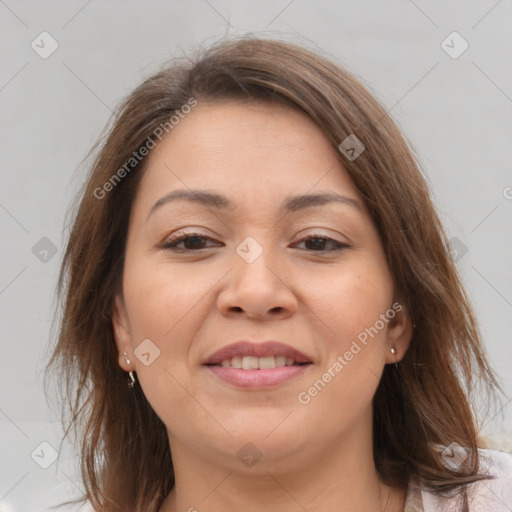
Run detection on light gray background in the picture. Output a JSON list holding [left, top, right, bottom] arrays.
[[1, 1, 511, 510]]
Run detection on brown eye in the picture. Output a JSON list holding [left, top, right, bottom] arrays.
[[295, 235, 349, 252], [161, 233, 222, 252]]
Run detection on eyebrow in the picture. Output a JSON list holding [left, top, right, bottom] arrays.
[[146, 189, 361, 221]]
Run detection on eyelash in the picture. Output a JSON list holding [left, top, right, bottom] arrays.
[[160, 232, 349, 253]]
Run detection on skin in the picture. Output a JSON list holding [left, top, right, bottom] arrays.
[[112, 100, 413, 512]]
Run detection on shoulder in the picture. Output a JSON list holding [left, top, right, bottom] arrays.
[[407, 448, 512, 512], [474, 447, 512, 488], [477, 446, 512, 478], [472, 447, 512, 505]]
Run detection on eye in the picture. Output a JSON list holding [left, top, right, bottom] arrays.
[[160, 232, 222, 252], [294, 234, 349, 252], [159, 232, 349, 253]]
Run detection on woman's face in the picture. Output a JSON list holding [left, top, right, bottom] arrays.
[[113, 100, 411, 472]]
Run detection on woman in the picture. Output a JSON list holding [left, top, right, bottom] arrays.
[[45, 37, 512, 511]]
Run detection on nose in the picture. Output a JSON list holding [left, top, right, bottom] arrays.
[[217, 246, 298, 321]]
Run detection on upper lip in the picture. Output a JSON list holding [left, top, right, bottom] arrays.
[[203, 341, 313, 365]]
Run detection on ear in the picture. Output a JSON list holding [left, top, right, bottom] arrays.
[[112, 293, 132, 372], [385, 300, 413, 364]]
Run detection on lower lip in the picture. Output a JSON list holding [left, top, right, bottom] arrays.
[[205, 365, 311, 389]]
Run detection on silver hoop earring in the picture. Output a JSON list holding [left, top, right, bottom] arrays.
[[123, 351, 136, 388]]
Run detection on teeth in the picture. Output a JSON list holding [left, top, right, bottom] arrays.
[[218, 355, 300, 369], [231, 356, 242, 369], [259, 356, 275, 369], [275, 355, 286, 367], [242, 356, 259, 370]]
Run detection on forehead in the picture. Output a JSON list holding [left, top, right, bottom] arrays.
[[135, 100, 363, 214]]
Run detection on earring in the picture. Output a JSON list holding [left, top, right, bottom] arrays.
[[390, 347, 399, 369], [123, 351, 136, 388]]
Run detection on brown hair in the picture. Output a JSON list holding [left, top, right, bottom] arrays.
[[45, 36, 502, 511]]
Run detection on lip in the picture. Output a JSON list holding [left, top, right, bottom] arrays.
[[206, 365, 311, 389], [203, 341, 312, 365], [202, 341, 313, 389]]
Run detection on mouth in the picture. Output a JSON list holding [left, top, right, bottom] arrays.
[[205, 355, 310, 369], [203, 341, 313, 389]]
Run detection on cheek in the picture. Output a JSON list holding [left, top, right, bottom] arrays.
[[122, 254, 212, 342], [297, 271, 390, 428], [307, 258, 394, 345], [304, 262, 392, 414], [120, 257, 205, 427]]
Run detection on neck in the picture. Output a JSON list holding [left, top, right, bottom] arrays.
[[159, 408, 406, 512]]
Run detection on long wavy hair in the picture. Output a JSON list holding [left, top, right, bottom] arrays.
[[45, 36, 502, 511]]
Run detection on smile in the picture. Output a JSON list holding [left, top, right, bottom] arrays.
[[213, 355, 306, 369]]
